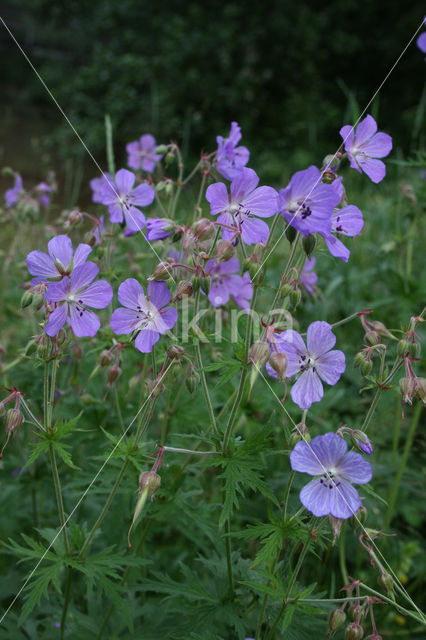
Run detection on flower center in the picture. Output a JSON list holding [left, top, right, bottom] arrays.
[[118, 194, 131, 211], [319, 470, 342, 490], [288, 200, 312, 219], [298, 353, 317, 373]]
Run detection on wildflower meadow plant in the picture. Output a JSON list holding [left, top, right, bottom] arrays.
[[1, 105, 425, 640]]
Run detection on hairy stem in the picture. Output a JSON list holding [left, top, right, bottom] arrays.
[[194, 288, 218, 435]]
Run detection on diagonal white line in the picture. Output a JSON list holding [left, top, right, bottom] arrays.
[[0, 15, 176, 283], [254, 364, 426, 622], [253, 16, 426, 280], [0, 362, 173, 625]]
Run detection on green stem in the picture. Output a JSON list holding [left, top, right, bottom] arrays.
[[49, 443, 70, 553], [59, 567, 73, 640], [193, 288, 218, 435], [105, 114, 115, 176], [224, 518, 234, 598], [112, 385, 125, 432], [360, 355, 403, 433], [282, 471, 296, 523], [359, 583, 426, 625], [338, 525, 349, 585], [384, 402, 422, 530]]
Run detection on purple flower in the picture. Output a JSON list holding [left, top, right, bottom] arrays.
[[110, 279, 178, 353], [146, 218, 173, 241], [216, 121, 250, 181], [266, 321, 345, 410], [417, 32, 426, 55], [35, 182, 52, 207], [26, 235, 92, 285], [300, 257, 318, 296], [126, 134, 163, 173], [340, 115, 392, 184], [204, 258, 253, 310], [206, 168, 278, 245], [278, 166, 338, 237], [5, 173, 23, 208], [90, 173, 112, 204], [322, 204, 364, 262], [44, 263, 112, 337], [99, 168, 155, 233], [290, 432, 372, 518]]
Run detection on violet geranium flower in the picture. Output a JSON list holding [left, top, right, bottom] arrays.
[[26, 235, 92, 285], [215, 121, 250, 181], [146, 218, 173, 241], [290, 432, 372, 518], [204, 258, 253, 310], [90, 173, 112, 204], [35, 182, 52, 207], [322, 204, 364, 263], [266, 321, 345, 410], [340, 115, 392, 184], [206, 168, 278, 245], [5, 173, 24, 208], [44, 263, 112, 337], [126, 134, 163, 173], [300, 257, 318, 296], [99, 168, 155, 233], [278, 166, 339, 237], [110, 279, 178, 353]]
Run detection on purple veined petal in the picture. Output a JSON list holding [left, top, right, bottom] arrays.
[[417, 31, 426, 53], [291, 369, 323, 409], [206, 182, 230, 216], [331, 177, 344, 203], [300, 478, 333, 517], [230, 167, 259, 203], [69, 305, 100, 337], [78, 280, 112, 309], [124, 206, 146, 232], [45, 278, 70, 302], [26, 250, 57, 278], [332, 205, 364, 236], [110, 307, 140, 334], [115, 168, 135, 195], [324, 234, 350, 263], [357, 156, 386, 184], [241, 186, 278, 218], [337, 451, 372, 485], [328, 479, 362, 519], [44, 304, 68, 337], [108, 203, 124, 223], [208, 283, 231, 307], [147, 281, 171, 309], [157, 307, 178, 331], [307, 321, 336, 358], [339, 124, 355, 149], [70, 262, 99, 293], [290, 439, 325, 475], [310, 432, 348, 468], [47, 235, 73, 268], [315, 349, 346, 385], [131, 183, 155, 207], [362, 132, 392, 158], [287, 166, 320, 197], [354, 114, 377, 146], [140, 133, 156, 150], [118, 278, 146, 310], [240, 216, 270, 245], [216, 212, 235, 240], [135, 329, 160, 353], [73, 243, 92, 267]]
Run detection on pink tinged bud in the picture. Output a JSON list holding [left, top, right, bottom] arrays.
[[173, 280, 193, 301], [269, 352, 288, 380], [68, 210, 83, 225], [345, 622, 364, 640], [328, 515, 344, 544], [193, 218, 215, 240], [248, 341, 271, 368], [100, 349, 114, 367], [408, 341, 420, 358], [365, 331, 380, 347], [138, 470, 161, 497], [360, 359, 373, 376], [186, 370, 200, 394], [21, 290, 34, 308], [397, 339, 410, 357], [107, 364, 122, 385], [348, 603, 364, 622], [167, 344, 185, 359], [152, 261, 173, 281], [145, 378, 165, 398], [328, 609, 346, 636], [215, 239, 235, 262], [5, 408, 24, 434], [378, 572, 394, 599]]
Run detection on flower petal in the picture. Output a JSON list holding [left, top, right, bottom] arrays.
[[208, 283, 231, 307], [315, 349, 346, 385], [340, 125, 354, 149], [45, 278, 70, 302], [124, 206, 146, 232], [324, 235, 350, 262], [115, 168, 135, 195], [135, 329, 160, 353], [332, 205, 364, 237], [290, 439, 324, 475], [362, 132, 392, 158], [69, 305, 100, 337], [47, 235, 73, 268], [241, 216, 270, 245], [131, 183, 155, 207], [357, 157, 386, 184], [300, 478, 333, 517], [26, 250, 57, 278], [157, 307, 178, 332], [147, 281, 171, 309], [307, 321, 336, 358], [310, 432, 348, 468], [78, 280, 112, 309], [241, 186, 278, 218], [272, 330, 307, 377], [337, 451, 372, 485], [291, 369, 323, 409], [354, 114, 377, 145], [118, 278, 146, 310], [206, 182, 229, 216], [329, 479, 362, 519], [230, 167, 259, 202], [108, 203, 124, 223], [44, 304, 68, 337], [70, 263, 99, 293], [73, 243, 92, 267], [110, 308, 140, 334]]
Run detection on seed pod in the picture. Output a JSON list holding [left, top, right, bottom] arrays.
[[107, 364, 122, 385], [152, 262, 173, 281], [365, 331, 380, 347], [100, 349, 114, 367], [269, 352, 288, 380], [329, 515, 344, 544], [174, 280, 193, 301], [68, 209, 83, 225], [186, 370, 200, 394], [155, 144, 168, 154], [167, 344, 185, 359], [216, 239, 235, 262], [348, 603, 364, 622], [145, 378, 165, 398], [397, 339, 410, 357], [139, 470, 161, 497], [360, 359, 373, 376], [378, 572, 394, 599], [408, 341, 420, 358], [21, 290, 34, 309], [248, 341, 271, 368], [328, 609, 346, 636], [193, 218, 215, 241], [285, 225, 297, 244], [345, 622, 364, 640], [5, 408, 24, 434], [302, 234, 316, 257]]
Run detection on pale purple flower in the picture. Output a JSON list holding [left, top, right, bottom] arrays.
[[90, 173, 112, 204], [340, 115, 392, 184], [206, 168, 277, 245], [300, 257, 318, 296], [266, 321, 345, 410], [110, 279, 177, 353], [26, 235, 92, 285], [5, 173, 23, 208], [35, 182, 52, 207], [278, 166, 339, 237], [99, 168, 155, 233], [204, 258, 253, 310], [322, 204, 364, 262], [44, 263, 112, 337], [216, 121, 250, 181], [290, 432, 372, 518], [126, 134, 163, 173], [146, 218, 173, 241]]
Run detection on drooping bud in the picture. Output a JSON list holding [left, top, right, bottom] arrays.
[[138, 470, 162, 497], [216, 239, 235, 262], [5, 408, 24, 434], [344, 622, 364, 640], [348, 603, 364, 622], [327, 609, 346, 636], [68, 209, 83, 226], [145, 378, 165, 399], [167, 344, 185, 359], [368, 320, 395, 340], [350, 430, 373, 455], [155, 144, 168, 155], [107, 364, 122, 385], [248, 342, 271, 368], [350, 505, 368, 529], [152, 261, 173, 281], [354, 352, 366, 368], [21, 290, 34, 308], [173, 280, 193, 301], [269, 352, 288, 380], [99, 349, 114, 367], [408, 341, 420, 358], [360, 359, 373, 376], [329, 516, 345, 544], [302, 234, 316, 257], [193, 218, 215, 241], [200, 277, 211, 294], [285, 225, 297, 244], [378, 572, 394, 599], [364, 331, 380, 347], [397, 339, 410, 357], [289, 286, 302, 308], [186, 369, 200, 394]]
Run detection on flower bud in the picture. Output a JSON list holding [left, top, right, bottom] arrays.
[[289, 287, 302, 308], [329, 515, 344, 544], [354, 352, 366, 368], [416, 378, 426, 403], [193, 218, 215, 240], [285, 225, 297, 244], [378, 572, 394, 599], [173, 280, 193, 301], [186, 370, 200, 394], [99, 349, 113, 367], [200, 277, 211, 294], [269, 352, 288, 380], [350, 430, 373, 455], [368, 320, 394, 340], [84, 231, 97, 247], [138, 470, 161, 498], [248, 342, 271, 368], [152, 262, 173, 281], [5, 408, 24, 434], [302, 234, 316, 257], [397, 339, 410, 357], [216, 239, 235, 262], [350, 505, 367, 529], [365, 331, 380, 347], [360, 359, 373, 376], [68, 209, 83, 225], [328, 609, 346, 636], [345, 622, 364, 640], [155, 144, 168, 154], [0, 403, 5, 418], [33, 293, 45, 311], [165, 151, 175, 165], [408, 341, 420, 358], [107, 364, 122, 385], [21, 290, 33, 308], [348, 603, 364, 622], [167, 344, 185, 359], [145, 378, 165, 398]]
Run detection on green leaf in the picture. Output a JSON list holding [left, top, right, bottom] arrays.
[[360, 483, 388, 506]]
